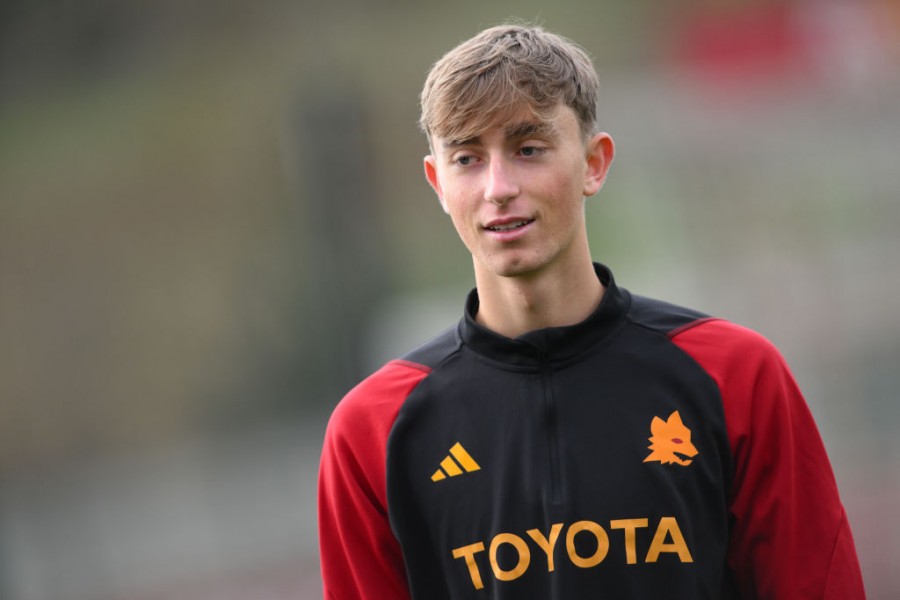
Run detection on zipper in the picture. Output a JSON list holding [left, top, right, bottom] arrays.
[[540, 353, 562, 504]]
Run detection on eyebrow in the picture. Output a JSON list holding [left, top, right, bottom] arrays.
[[504, 120, 557, 140], [442, 137, 477, 149], [441, 120, 558, 149]]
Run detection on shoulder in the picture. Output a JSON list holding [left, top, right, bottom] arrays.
[[626, 293, 711, 335], [625, 293, 790, 394], [327, 359, 432, 444], [667, 317, 787, 376], [326, 326, 459, 443], [625, 292, 780, 362], [666, 317, 805, 451], [399, 324, 461, 369]]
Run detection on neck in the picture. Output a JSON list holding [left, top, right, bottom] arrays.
[[473, 257, 605, 339]]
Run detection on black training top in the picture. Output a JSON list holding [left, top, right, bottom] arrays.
[[319, 264, 864, 599]]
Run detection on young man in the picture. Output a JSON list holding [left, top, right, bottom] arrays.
[[318, 25, 865, 599]]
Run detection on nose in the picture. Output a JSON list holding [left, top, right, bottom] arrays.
[[484, 157, 519, 206]]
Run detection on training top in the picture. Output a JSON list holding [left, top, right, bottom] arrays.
[[318, 264, 865, 599]]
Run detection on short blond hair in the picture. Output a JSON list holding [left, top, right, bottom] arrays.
[[420, 24, 599, 143]]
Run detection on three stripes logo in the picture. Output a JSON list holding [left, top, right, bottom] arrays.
[[431, 442, 481, 482]]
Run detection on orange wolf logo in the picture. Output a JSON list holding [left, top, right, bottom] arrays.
[[643, 410, 698, 466]]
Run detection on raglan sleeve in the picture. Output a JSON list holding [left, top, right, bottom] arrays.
[[318, 361, 429, 600], [672, 320, 865, 599]]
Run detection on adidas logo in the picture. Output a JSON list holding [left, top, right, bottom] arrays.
[[431, 442, 481, 482]]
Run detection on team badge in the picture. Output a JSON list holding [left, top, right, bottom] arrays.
[[643, 410, 698, 466]]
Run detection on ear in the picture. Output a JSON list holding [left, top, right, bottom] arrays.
[[582, 132, 615, 197], [667, 411, 684, 427], [424, 155, 449, 214]]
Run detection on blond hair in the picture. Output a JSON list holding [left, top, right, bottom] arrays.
[[420, 24, 599, 143]]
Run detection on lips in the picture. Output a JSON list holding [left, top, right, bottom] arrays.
[[484, 218, 535, 232]]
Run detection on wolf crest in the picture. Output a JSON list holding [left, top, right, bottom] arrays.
[[643, 410, 698, 466]]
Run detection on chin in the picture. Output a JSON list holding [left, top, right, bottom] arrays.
[[482, 255, 548, 279]]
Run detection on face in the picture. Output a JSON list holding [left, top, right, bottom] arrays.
[[424, 104, 614, 281]]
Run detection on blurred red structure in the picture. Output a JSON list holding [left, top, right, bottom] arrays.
[[666, 1, 897, 93]]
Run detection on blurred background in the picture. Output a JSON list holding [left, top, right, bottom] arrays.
[[1, 0, 899, 598]]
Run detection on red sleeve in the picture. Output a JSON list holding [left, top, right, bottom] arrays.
[[671, 320, 865, 599], [318, 360, 431, 600]]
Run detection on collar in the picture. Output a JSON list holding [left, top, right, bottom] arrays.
[[458, 263, 631, 367]]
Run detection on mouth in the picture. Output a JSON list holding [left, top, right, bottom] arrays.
[[484, 218, 535, 232], [672, 447, 698, 466]]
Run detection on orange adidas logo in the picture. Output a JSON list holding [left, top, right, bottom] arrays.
[[431, 442, 481, 482], [643, 410, 698, 466]]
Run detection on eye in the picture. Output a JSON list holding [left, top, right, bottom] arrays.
[[518, 145, 545, 158], [452, 154, 479, 167], [671, 438, 684, 444]]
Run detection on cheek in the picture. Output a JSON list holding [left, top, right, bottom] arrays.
[[542, 170, 585, 214], [443, 197, 479, 244]]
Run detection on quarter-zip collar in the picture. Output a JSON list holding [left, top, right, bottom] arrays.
[[458, 263, 631, 367]]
